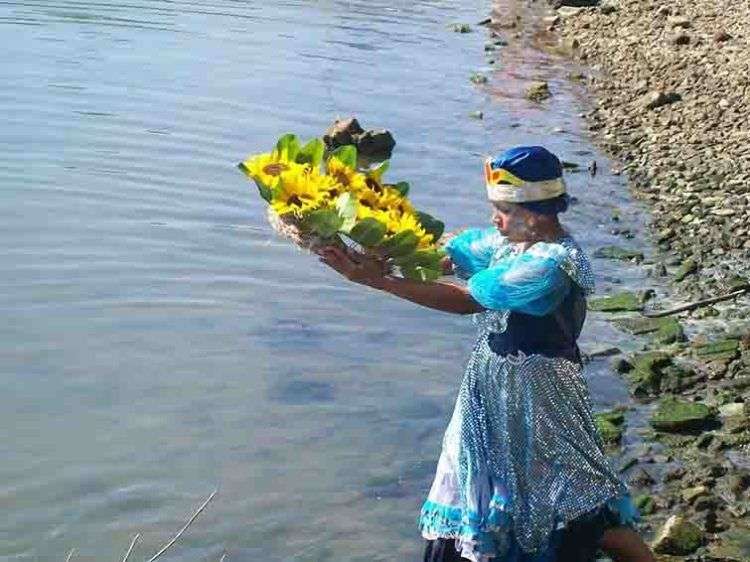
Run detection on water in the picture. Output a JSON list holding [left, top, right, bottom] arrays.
[[0, 0, 654, 560]]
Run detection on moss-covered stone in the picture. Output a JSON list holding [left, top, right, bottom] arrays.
[[634, 494, 656, 515], [694, 338, 740, 362], [613, 316, 685, 344], [673, 258, 698, 282], [595, 408, 626, 445], [707, 523, 750, 561], [588, 291, 644, 312], [594, 245, 645, 262], [650, 397, 715, 432], [626, 351, 672, 396], [526, 81, 551, 101], [653, 515, 704, 555]]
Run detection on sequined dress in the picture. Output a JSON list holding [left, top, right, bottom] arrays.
[[418, 228, 639, 562]]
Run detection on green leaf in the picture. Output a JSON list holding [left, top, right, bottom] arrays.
[[394, 250, 445, 268], [348, 218, 387, 247], [254, 179, 273, 203], [416, 211, 445, 241], [392, 181, 410, 197], [379, 230, 419, 258], [274, 133, 300, 162], [330, 145, 357, 169], [368, 160, 390, 182], [401, 265, 442, 282], [296, 138, 325, 167], [335, 192, 358, 233], [303, 208, 344, 238]]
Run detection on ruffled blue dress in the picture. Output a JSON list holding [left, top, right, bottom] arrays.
[[418, 228, 639, 562]]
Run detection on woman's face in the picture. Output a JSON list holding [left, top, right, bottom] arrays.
[[491, 201, 537, 241]]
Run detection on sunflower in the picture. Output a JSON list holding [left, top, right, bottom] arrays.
[[325, 157, 366, 192], [241, 151, 304, 189], [271, 166, 335, 217]]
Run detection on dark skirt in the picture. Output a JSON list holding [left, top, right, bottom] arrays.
[[423, 501, 622, 562]]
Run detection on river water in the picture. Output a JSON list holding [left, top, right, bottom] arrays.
[[1, 0, 653, 560]]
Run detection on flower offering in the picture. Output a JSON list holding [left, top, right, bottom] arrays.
[[238, 133, 446, 281]]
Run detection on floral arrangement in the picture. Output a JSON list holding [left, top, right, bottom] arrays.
[[238, 133, 446, 281]]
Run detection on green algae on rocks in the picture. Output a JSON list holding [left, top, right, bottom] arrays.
[[650, 397, 715, 432]]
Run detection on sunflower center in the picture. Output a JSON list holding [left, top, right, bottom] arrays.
[[331, 170, 350, 186], [365, 178, 382, 193], [263, 163, 289, 177], [287, 195, 303, 207]]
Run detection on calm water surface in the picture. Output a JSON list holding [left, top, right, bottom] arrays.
[[1, 0, 652, 560]]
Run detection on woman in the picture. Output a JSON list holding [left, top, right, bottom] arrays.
[[318, 146, 655, 562]]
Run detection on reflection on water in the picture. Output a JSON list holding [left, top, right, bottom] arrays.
[[1, 0, 651, 559]]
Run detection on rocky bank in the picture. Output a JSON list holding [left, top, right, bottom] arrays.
[[542, 0, 750, 560]]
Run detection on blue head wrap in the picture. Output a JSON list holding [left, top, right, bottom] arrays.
[[484, 146, 567, 205]]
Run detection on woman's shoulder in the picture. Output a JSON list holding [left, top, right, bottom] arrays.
[[525, 235, 595, 294]]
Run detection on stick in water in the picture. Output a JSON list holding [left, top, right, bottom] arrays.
[[121, 533, 141, 562], [643, 285, 750, 318], [146, 490, 218, 562]]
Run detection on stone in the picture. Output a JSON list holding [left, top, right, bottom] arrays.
[[652, 515, 704, 555], [640, 91, 682, 110], [556, 6, 585, 18], [650, 397, 715, 432], [714, 31, 732, 43], [613, 316, 685, 344], [526, 81, 551, 102], [355, 130, 395, 159], [695, 339, 740, 362], [674, 258, 698, 281], [588, 291, 645, 312], [323, 117, 364, 148], [470, 72, 488, 85], [672, 33, 691, 46], [681, 485, 709, 504], [594, 245, 645, 262], [667, 16, 692, 29], [635, 494, 657, 515], [708, 523, 750, 561], [599, 2, 617, 14], [468, 110, 484, 120], [595, 408, 627, 445], [449, 23, 472, 33], [719, 402, 746, 418]]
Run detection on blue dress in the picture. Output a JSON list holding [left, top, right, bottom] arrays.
[[418, 228, 639, 562]]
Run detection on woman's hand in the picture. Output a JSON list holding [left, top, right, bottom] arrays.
[[317, 246, 388, 288]]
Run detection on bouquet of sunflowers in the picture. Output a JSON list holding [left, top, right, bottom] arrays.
[[238, 133, 446, 281]]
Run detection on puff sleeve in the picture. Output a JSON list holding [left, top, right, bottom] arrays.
[[467, 252, 572, 316], [444, 228, 503, 280]]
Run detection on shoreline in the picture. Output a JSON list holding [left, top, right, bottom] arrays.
[[534, 1, 750, 559]]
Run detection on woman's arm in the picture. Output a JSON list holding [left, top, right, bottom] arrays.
[[317, 246, 483, 315]]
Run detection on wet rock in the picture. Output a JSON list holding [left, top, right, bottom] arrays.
[[588, 291, 647, 312], [613, 316, 685, 344], [323, 117, 364, 148], [470, 72, 488, 85], [526, 81, 552, 102], [650, 397, 715, 432], [681, 485, 709, 505], [595, 408, 626, 445], [594, 245, 645, 262], [694, 338, 740, 363], [449, 23, 472, 33], [630, 466, 656, 487], [635, 494, 657, 515], [640, 91, 682, 110], [673, 258, 698, 281], [708, 523, 750, 561], [672, 32, 691, 46], [653, 515, 704, 555], [356, 130, 395, 159], [625, 351, 672, 395]]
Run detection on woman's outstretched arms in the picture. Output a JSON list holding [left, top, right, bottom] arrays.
[[317, 246, 483, 315]]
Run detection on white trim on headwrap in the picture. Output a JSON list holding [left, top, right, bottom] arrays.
[[486, 177, 566, 203]]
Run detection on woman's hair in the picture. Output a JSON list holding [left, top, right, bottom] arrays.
[[518, 194, 570, 216]]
